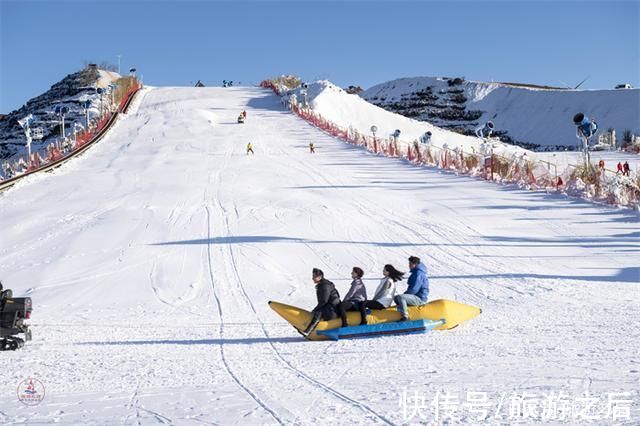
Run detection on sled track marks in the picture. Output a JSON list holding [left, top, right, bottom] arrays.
[[204, 204, 285, 425], [223, 208, 394, 425], [215, 159, 395, 425]]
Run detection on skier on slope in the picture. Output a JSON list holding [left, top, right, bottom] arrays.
[[309, 142, 316, 153], [246, 142, 254, 155]]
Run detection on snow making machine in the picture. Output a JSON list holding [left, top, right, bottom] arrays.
[[0, 281, 32, 351]]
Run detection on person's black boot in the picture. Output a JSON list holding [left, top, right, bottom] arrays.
[[360, 313, 368, 326], [340, 312, 348, 328], [301, 316, 321, 337]]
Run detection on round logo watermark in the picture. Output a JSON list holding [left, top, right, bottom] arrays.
[[17, 378, 45, 406]]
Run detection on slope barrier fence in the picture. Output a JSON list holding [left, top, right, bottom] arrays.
[[260, 80, 640, 208], [0, 81, 142, 192]]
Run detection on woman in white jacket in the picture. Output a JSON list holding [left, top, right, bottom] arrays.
[[359, 264, 404, 324]]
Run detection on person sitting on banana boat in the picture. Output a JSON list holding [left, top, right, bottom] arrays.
[[357, 264, 403, 324], [339, 267, 367, 327], [301, 268, 342, 337], [394, 256, 430, 321]]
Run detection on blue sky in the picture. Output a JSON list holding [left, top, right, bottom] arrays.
[[1, 0, 638, 113]]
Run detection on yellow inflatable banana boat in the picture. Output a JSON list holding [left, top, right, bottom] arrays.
[[268, 299, 481, 341]]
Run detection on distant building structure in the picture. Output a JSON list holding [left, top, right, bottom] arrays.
[[595, 129, 616, 150]]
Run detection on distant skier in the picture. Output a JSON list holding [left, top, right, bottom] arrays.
[[238, 113, 245, 124], [623, 161, 630, 176], [242, 110, 247, 119], [475, 121, 495, 139], [394, 256, 429, 321], [246, 142, 254, 155], [617, 162, 623, 174], [309, 143, 316, 154], [301, 268, 342, 337]]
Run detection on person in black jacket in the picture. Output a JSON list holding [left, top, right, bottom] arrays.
[[301, 268, 341, 337]]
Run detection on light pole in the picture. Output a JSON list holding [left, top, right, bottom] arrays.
[[17, 114, 34, 160], [73, 123, 84, 147], [301, 83, 308, 107], [54, 105, 69, 140], [573, 113, 597, 167], [117, 54, 121, 74], [392, 129, 401, 156], [553, 153, 558, 188], [96, 87, 105, 117], [79, 99, 91, 129], [109, 83, 117, 110], [370, 125, 377, 151]]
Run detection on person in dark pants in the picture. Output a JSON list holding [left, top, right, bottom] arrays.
[[339, 267, 367, 326], [301, 268, 342, 337], [358, 264, 404, 324]]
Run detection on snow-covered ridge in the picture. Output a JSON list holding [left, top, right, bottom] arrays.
[[283, 80, 639, 207], [0, 68, 122, 161], [295, 80, 530, 159], [360, 76, 640, 150]]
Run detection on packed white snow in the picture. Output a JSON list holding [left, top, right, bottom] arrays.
[[300, 80, 640, 174], [361, 76, 640, 151], [0, 86, 638, 424]]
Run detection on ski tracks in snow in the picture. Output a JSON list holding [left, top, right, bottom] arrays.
[[200, 147, 394, 424]]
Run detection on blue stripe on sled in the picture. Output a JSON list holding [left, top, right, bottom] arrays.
[[317, 319, 445, 340]]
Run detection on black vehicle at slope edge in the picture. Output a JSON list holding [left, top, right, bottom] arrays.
[[0, 281, 32, 351]]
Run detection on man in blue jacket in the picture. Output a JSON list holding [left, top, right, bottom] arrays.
[[394, 256, 429, 321]]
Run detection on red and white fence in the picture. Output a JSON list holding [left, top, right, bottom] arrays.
[[260, 80, 640, 208], [0, 81, 142, 190]]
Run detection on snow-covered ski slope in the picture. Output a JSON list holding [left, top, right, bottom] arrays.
[[1, 87, 638, 424]]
